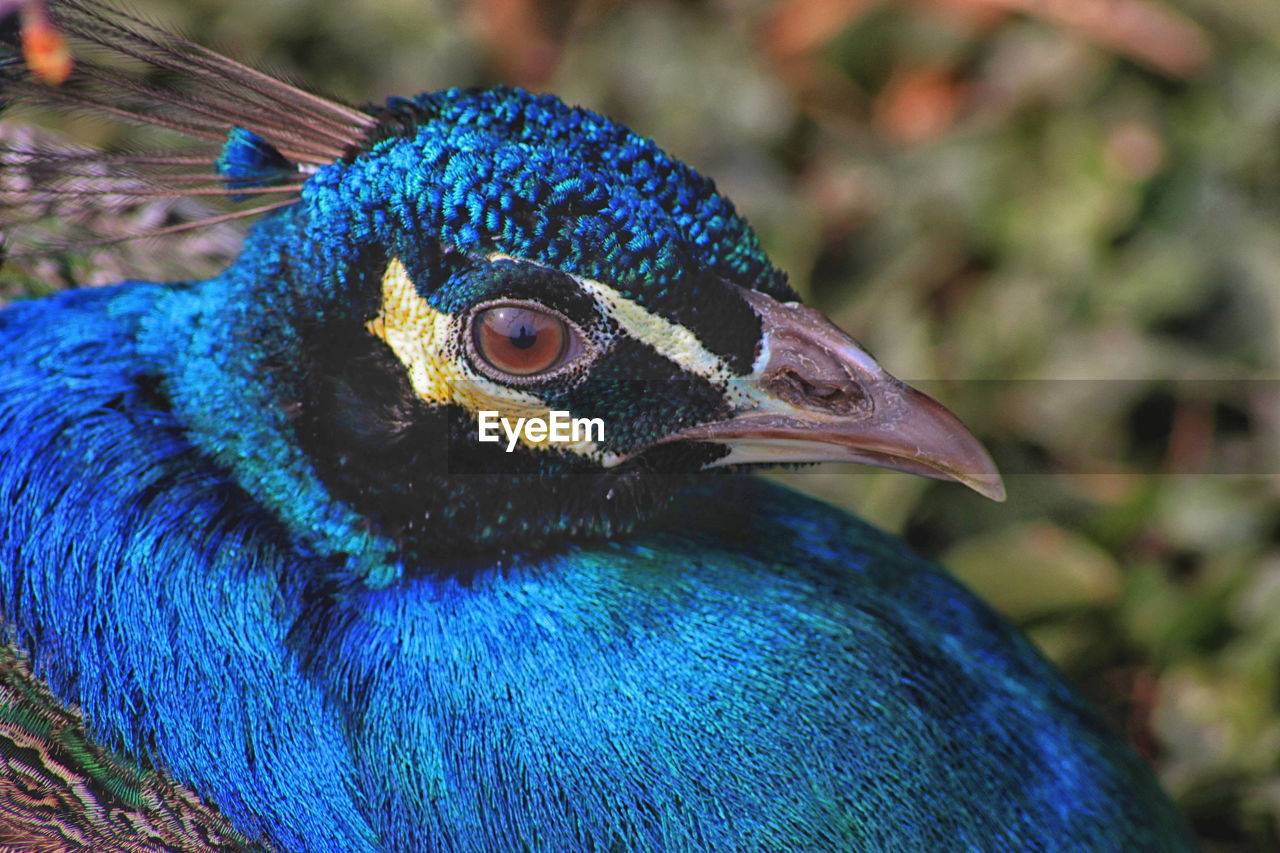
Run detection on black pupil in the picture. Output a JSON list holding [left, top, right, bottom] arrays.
[[510, 324, 538, 349]]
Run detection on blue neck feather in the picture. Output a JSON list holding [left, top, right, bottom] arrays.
[[0, 281, 1190, 851]]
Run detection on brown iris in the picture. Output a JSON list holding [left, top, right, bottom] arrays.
[[473, 305, 570, 377]]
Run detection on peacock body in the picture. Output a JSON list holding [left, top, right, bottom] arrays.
[[0, 2, 1195, 850]]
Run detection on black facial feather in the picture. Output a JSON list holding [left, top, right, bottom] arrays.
[[291, 263, 742, 553]]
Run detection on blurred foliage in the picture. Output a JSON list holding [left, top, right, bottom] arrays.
[[3, 0, 1280, 848]]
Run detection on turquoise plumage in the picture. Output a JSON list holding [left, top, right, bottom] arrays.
[[0, 2, 1195, 850]]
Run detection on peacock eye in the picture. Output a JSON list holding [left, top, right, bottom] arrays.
[[471, 303, 581, 378]]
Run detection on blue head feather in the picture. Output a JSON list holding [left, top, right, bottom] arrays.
[[217, 126, 297, 195], [136, 88, 801, 563], [306, 89, 792, 320]]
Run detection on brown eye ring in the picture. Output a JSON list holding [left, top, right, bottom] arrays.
[[469, 301, 587, 380]]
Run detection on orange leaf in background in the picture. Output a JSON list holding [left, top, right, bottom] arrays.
[[917, 0, 1008, 31], [19, 0, 70, 85], [961, 0, 1211, 78], [756, 0, 877, 125], [763, 0, 879, 62], [874, 65, 967, 145], [466, 0, 584, 88]]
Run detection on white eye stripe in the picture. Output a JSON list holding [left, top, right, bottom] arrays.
[[573, 277, 737, 385], [483, 250, 744, 386]]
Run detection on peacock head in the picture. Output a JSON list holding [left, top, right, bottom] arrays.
[[258, 88, 1004, 553], [0, 4, 1002, 557]]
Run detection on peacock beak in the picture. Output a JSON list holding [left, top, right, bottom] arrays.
[[659, 288, 1006, 501]]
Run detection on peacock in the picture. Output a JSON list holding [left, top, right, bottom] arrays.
[[0, 1, 1196, 850]]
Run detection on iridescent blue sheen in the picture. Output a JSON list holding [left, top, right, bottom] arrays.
[[0, 86, 1195, 851], [217, 126, 296, 193]]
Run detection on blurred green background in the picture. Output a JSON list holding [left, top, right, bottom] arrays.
[[5, 0, 1280, 848]]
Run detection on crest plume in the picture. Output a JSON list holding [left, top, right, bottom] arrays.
[[0, 0, 376, 258]]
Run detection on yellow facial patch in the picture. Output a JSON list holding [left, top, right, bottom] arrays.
[[366, 257, 617, 462], [366, 257, 461, 405]]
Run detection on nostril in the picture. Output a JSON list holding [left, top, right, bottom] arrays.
[[762, 366, 870, 417], [803, 380, 839, 399]]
